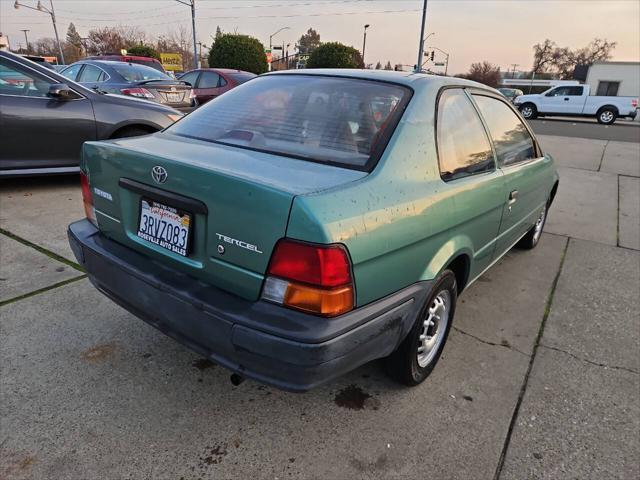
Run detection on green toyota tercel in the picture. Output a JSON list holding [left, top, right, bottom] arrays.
[[68, 70, 558, 391]]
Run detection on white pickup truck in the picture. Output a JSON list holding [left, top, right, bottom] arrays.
[[513, 85, 638, 125]]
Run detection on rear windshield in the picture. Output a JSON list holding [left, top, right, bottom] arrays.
[[113, 63, 170, 82], [228, 72, 256, 84], [167, 75, 410, 170], [128, 59, 164, 72]]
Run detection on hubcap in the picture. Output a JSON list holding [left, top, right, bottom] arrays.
[[600, 111, 614, 123], [533, 205, 547, 243], [522, 106, 533, 118], [417, 290, 450, 368]]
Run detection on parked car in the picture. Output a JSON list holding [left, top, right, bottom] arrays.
[[179, 68, 256, 105], [68, 70, 558, 391], [497, 87, 524, 103], [86, 53, 165, 72], [60, 60, 193, 112], [0, 51, 183, 177], [514, 84, 638, 124]]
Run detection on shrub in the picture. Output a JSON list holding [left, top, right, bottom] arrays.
[[127, 44, 160, 60], [209, 34, 268, 74], [306, 42, 364, 69]]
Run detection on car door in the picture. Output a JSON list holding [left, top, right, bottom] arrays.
[[0, 56, 96, 171], [196, 71, 223, 104], [471, 93, 551, 256], [435, 88, 506, 279], [539, 86, 585, 114], [178, 70, 200, 103]]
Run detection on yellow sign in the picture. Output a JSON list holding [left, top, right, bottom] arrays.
[[160, 53, 183, 71]]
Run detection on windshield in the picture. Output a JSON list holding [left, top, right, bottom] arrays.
[[167, 75, 410, 170], [113, 63, 171, 82]]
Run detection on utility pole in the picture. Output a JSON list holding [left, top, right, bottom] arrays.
[[20, 29, 29, 53], [175, 0, 198, 69], [14, 1, 64, 64], [362, 24, 370, 67], [269, 26, 289, 72], [415, 0, 428, 72], [510, 63, 519, 79]]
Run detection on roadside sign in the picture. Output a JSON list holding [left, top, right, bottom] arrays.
[[434, 62, 445, 66], [265, 50, 273, 64], [160, 53, 183, 71]]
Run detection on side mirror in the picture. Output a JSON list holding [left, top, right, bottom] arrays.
[[47, 83, 78, 100]]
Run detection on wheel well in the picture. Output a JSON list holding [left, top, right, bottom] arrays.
[[520, 102, 536, 109], [549, 180, 559, 206], [597, 105, 618, 115], [109, 124, 158, 139], [446, 254, 470, 293]]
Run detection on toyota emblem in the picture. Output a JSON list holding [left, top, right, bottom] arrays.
[[151, 166, 168, 184]]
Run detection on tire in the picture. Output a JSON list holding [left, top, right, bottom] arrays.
[[111, 127, 154, 139], [596, 107, 617, 125], [385, 270, 457, 386], [517, 202, 548, 250], [519, 103, 538, 120]]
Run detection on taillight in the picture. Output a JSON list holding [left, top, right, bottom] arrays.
[[262, 239, 354, 317], [121, 87, 154, 99], [80, 171, 97, 226]]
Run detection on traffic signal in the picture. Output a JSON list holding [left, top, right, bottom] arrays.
[[430, 51, 435, 61]]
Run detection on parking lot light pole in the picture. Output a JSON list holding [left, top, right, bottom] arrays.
[[20, 29, 30, 53], [175, 0, 198, 69], [14, 0, 64, 64], [362, 24, 370, 67]]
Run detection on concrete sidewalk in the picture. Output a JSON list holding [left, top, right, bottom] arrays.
[[0, 134, 638, 479]]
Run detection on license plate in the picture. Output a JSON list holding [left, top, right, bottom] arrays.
[[166, 92, 183, 103], [137, 199, 191, 256]]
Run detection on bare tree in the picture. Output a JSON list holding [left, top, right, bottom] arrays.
[[531, 37, 617, 79], [532, 39, 556, 74], [458, 61, 501, 88]]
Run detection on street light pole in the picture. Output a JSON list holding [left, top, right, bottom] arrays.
[[175, 0, 198, 69], [415, 0, 428, 72], [269, 26, 290, 72], [14, 0, 64, 64], [362, 24, 370, 67], [20, 29, 29, 53]]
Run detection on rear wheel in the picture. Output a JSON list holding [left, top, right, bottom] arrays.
[[597, 108, 617, 125], [519, 103, 537, 120], [517, 202, 548, 250], [385, 270, 457, 386]]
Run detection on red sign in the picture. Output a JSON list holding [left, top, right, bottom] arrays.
[[265, 52, 273, 64]]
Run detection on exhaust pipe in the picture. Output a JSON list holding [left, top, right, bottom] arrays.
[[230, 373, 245, 386]]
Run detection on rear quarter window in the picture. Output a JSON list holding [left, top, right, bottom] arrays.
[[166, 75, 411, 171]]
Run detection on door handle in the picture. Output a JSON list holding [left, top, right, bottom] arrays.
[[508, 190, 518, 205], [564, 97, 570, 101]]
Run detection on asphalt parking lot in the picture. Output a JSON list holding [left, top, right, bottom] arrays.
[[1, 132, 639, 479]]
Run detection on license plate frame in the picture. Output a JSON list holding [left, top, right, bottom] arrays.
[[165, 92, 183, 103], [136, 198, 192, 257]]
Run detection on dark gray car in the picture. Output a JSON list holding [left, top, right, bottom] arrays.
[[0, 51, 183, 177]]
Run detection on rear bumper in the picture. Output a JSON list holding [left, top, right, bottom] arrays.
[[68, 220, 429, 392]]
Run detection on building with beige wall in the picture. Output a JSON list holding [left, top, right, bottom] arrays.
[[585, 61, 640, 97]]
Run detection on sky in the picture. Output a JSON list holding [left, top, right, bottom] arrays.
[[1, 0, 639, 74]]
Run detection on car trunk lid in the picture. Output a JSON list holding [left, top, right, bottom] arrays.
[[82, 132, 366, 300], [139, 80, 191, 108]]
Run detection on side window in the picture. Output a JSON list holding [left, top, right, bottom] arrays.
[[0, 58, 52, 98], [199, 71, 221, 89], [566, 86, 583, 96], [78, 64, 105, 83], [179, 71, 199, 87], [437, 89, 494, 181], [473, 95, 537, 167], [218, 76, 228, 87], [60, 63, 83, 81]]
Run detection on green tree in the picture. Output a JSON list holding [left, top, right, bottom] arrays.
[[375, 61, 382, 70], [306, 42, 363, 69], [209, 34, 267, 74], [384, 61, 393, 70], [66, 22, 82, 49], [215, 26, 223, 41], [128, 44, 161, 60], [297, 28, 321, 54], [65, 22, 83, 62]]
